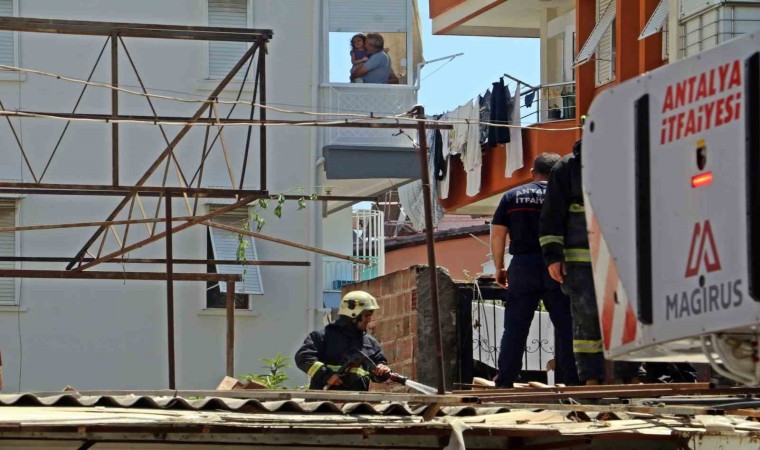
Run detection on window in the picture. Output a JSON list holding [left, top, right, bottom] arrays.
[[0, 200, 17, 305], [206, 209, 264, 309], [596, 0, 616, 86], [326, 0, 411, 83], [0, 0, 15, 67], [208, 0, 249, 80]]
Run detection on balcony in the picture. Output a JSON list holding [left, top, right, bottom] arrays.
[[319, 83, 419, 148], [524, 81, 576, 124], [319, 0, 424, 215], [438, 78, 577, 214], [323, 209, 385, 309]]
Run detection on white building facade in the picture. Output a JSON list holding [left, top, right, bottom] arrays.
[[0, 0, 420, 391]]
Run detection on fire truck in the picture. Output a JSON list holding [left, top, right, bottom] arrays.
[[583, 31, 760, 384]]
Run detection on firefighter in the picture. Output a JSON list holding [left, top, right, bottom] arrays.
[[295, 291, 391, 390], [539, 139, 640, 385], [491, 153, 579, 388]]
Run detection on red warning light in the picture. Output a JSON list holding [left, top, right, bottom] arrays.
[[691, 172, 713, 188]]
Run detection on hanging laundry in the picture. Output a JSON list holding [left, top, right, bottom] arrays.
[[487, 78, 511, 145], [463, 99, 482, 197], [451, 104, 469, 153], [432, 128, 446, 181], [505, 83, 524, 178], [438, 113, 453, 199], [398, 127, 445, 231], [479, 89, 491, 146], [524, 89, 536, 108]]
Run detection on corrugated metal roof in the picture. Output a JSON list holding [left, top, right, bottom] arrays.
[[0, 394, 758, 448], [0, 394, 506, 417]]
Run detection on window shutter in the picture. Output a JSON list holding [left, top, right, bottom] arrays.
[[0, 201, 16, 305], [208, 212, 264, 295], [0, 0, 14, 67], [208, 0, 248, 80], [596, 0, 615, 86], [639, 0, 669, 40], [329, 0, 407, 32], [574, 0, 616, 65]]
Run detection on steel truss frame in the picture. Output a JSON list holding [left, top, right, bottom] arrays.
[[0, 17, 379, 388]]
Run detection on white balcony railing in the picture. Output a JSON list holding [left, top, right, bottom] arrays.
[[319, 83, 418, 147]]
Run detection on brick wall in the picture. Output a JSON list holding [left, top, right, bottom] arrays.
[[342, 267, 420, 392]]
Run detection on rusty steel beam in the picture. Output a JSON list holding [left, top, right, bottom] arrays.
[[0, 257, 310, 266], [0, 269, 241, 282], [0, 16, 272, 41], [67, 42, 261, 270], [259, 36, 267, 191], [0, 182, 267, 197], [165, 193, 176, 389], [74, 195, 261, 271], [415, 105, 445, 396], [205, 221, 370, 266], [111, 33, 119, 186], [226, 280, 235, 377]]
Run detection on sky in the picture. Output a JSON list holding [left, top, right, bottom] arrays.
[[414, 1, 540, 114], [328, 1, 541, 115]]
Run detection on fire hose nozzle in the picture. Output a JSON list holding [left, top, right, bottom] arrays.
[[388, 372, 408, 385]]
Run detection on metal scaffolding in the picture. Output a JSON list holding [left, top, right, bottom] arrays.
[[0, 16, 451, 394]]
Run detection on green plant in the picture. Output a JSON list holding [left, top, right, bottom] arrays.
[[239, 353, 293, 389], [236, 189, 320, 261]]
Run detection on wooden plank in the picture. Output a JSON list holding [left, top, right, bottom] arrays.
[[453, 382, 713, 395], [470, 386, 760, 403]]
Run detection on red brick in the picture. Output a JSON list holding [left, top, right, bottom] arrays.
[[410, 314, 417, 334], [397, 337, 413, 362], [411, 290, 418, 311], [405, 270, 413, 288], [395, 294, 404, 317], [385, 342, 397, 361], [373, 305, 383, 321], [402, 315, 410, 337]]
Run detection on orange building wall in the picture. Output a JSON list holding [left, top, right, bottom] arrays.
[[431, 0, 668, 212], [440, 120, 578, 212], [385, 236, 491, 280]]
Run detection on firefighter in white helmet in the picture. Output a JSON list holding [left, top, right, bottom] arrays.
[[295, 291, 391, 390]]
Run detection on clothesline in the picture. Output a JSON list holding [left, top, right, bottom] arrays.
[[0, 62, 579, 131]]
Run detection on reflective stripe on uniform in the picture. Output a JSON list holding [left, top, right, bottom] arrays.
[[573, 339, 603, 353], [539, 235, 565, 246], [307, 361, 325, 377], [565, 248, 591, 262], [569, 203, 585, 212], [326, 364, 371, 378]]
